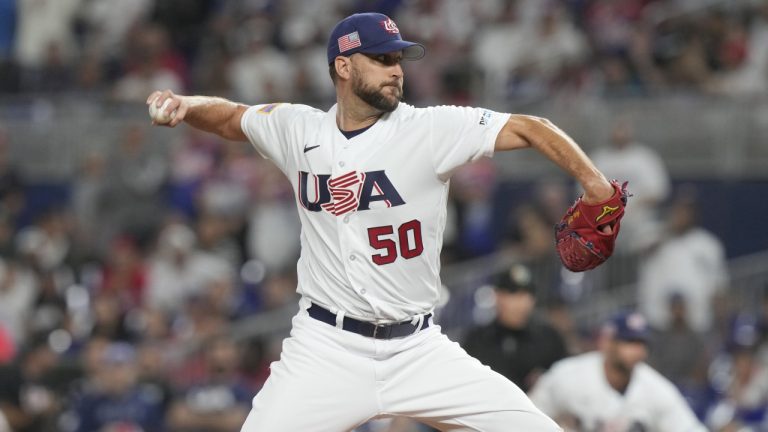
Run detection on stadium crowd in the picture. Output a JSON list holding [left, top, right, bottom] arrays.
[[0, 0, 767, 103], [0, 0, 766, 431]]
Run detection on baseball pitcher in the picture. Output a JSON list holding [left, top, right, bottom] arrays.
[[147, 12, 624, 432]]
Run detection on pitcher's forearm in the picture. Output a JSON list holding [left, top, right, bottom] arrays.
[[146, 90, 249, 141], [496, 115, 612, 203], [182, 96, 249, 141]]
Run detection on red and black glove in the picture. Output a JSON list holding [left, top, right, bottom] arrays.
[[555, 180, 629, 272]]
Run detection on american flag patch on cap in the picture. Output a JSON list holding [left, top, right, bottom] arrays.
[[338, 31, 361, 53]]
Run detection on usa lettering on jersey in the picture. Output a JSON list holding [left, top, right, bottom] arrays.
[[298, 170, 405, 215]]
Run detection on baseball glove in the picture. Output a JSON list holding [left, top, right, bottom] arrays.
[[555, 180, 629, 272]]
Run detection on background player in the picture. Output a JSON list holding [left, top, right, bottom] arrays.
[[147, 12, 617, 432], [529, 311, 707, 431]]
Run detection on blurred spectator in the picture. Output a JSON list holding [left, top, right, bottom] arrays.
[[652, 14, 712, 88], [98, 236, 147, 309], [258, 272, 299, 312], [150, 0, 218, 60], [15, 208, 72, 272], [529, 311, 706, 431], [0, 258, 38, 346], [113, 24, 184, 101], [471, 0, 530, 100], [174, 294, 229, 347], [395, 0, 476, 104], [198, 141, 252, 221], [88, 292, 133, 342], [228, 18, 296, 103], [706, 314, 768, 431], [503, 204, 557, 263], [65, 342, 166, 432], [638, 188, 728, 332], [102, 125, 167, 242], [0, 335, 62, 432], [449, 159, 499, 259], [25, 38, 75, 92], [648, 293, 709, 389], [0, 128, 26, 227], [246, 160, 300, 272], [77, 0, 153, 60], [145, 223, 233, 314], [589, 117, 670, 252], [0, 211, 14, 258], [14, 0, 80, 69], [474, 1, 588, 100], [167, 336, 251, 432], [463, 264, 567, 392], [135, 341, 174, 417], [518, 6, 588, 83], [168, 129, 218, 220], [195, 213, 242, 272], [70, 152, 108, 255], [238, 336, 270, 393], [280, 14, 336, 104], [708, 2, 768, 97], [501, 198, 565, 306], [135, 308, 173, 343], [0, 324, 12, 364], [584, 0, 646, 57], [27, 271, 68, 338]]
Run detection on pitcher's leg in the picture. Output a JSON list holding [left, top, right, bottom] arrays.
[[379, 329, 561, 432], [241, 315, 378, 432]]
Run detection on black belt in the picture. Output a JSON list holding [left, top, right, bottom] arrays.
[[307, 303, 431, 340]]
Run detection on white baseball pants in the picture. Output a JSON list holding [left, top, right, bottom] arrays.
[[240, 304, 562, 432]]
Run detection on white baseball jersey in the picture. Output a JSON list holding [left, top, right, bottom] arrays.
[[529, 351, 706, 432], [241, 102, 508, 322]]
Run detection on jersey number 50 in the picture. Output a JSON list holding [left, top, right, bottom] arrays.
[[367, 219, 424, 265]]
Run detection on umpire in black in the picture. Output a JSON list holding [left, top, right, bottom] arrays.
[[463, 264, 567, 393]]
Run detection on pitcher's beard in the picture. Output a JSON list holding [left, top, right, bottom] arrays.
[[352, 73, 402, 113]]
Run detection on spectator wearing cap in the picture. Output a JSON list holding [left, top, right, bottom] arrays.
[[0, 334, 61, 432], [167, 335, 251, 432], [64, 342, 166, 432], [462, 264, 567, 392], [529, 311, 707, 431], [705, 313, 768, 431]]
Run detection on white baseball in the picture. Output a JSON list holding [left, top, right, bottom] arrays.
[[148, 98, 177, 124]]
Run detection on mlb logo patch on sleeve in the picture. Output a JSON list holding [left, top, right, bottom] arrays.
[[478, 110, 492, 125]]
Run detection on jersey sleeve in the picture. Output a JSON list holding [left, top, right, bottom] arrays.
[[427, 106, 510, 181], [527, 362, 565, 418], [655, 379, 708, 432], [240, 103, 305, 171]]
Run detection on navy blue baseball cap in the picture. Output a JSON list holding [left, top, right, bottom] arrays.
[[327, 13, 425, 64], [603, 311, 650, 343]]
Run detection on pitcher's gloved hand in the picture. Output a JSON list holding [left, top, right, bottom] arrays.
[[555, 180, 630, 272]]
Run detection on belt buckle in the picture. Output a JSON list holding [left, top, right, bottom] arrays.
[[372, 324, 390, 339]]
